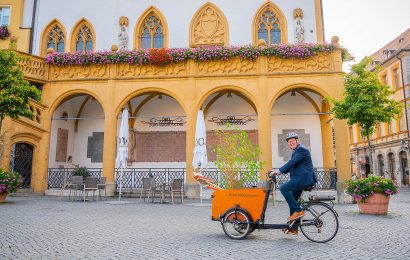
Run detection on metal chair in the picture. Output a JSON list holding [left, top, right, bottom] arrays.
[[97, 177, 107, 201], [83, 177, 98, 202], [68, 176, 84, 201], [170, 179, 184, 204], [139, 178, 154, 203]]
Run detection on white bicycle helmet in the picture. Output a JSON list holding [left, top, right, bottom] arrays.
[[285, 132, 299, 141]]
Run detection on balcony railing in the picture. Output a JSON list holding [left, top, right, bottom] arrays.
[[48, 167, 337, 190]]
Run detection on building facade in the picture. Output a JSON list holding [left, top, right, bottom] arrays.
[[349, 29, 410, 187], [0, 0, 350, 196]]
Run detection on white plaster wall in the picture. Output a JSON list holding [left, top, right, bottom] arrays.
[[271, 92, 324, 168], [204, 93, 258, 131], [33, 0, 318, 55], [132, 95, 186, 132], [48, 102, 75, 168], [73, 100, 105, 168]]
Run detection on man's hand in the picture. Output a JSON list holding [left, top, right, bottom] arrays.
[[268, 169, 279, 177]]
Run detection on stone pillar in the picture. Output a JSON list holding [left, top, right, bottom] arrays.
[[102, 82, 117, 196], [320, 102, 335, 168], [33, 111, 52, 193], [257, 104, 272, 180], [333, 118, 352, 203], [184, 105, 199, 198]]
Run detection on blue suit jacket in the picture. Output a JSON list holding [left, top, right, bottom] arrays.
[[279, 144, 317, 189]]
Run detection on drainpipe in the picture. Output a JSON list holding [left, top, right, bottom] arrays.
[[28, 0, 38, 54], [397, 54, 409, 140]]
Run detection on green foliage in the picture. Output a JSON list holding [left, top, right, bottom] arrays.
[[345, 175, 399, 202], [328, 57, 402, 139], [72, 165, 90, 178], [340, 47, 355, 62], [0, 168, 23, 194], [0, 49, 41, 133], [213, 125, 264, 189]]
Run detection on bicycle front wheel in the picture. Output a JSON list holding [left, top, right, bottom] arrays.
[[221, 208, 252, 240], [300, 202, 339, 243]]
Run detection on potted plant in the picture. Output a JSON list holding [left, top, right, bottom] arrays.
[[345, 175, 399, 215], [72, 164, 90, 179], [0, 168, 23, 203]]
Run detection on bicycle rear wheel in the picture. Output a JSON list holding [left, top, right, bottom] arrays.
[[300, 202, 339, 243], [221, 208, 252, 240]]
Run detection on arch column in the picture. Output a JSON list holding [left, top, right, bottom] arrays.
[[333, 119, 351, 180], [257, 103, 272, 180], [102, 83, 117, 196], [185, 108, 196, 184], [1, 118, 12, 170], [29, 109, 52, 193], [320, 102, 334, 167]]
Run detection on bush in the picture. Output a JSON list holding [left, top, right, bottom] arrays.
[[345, 175, 399, 202], [0, 168, 23, 194]]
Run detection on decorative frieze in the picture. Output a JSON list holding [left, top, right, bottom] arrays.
[[196, 58, 257, 75], [19, 54, 47, 82], [50, 65, 109, 80], [116, 62, 187, 77], [267, 53, 334, 72]]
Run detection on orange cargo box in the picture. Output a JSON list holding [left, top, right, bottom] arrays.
[[212, 188, 267, 222]]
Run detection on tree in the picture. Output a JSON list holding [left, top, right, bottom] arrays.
[[0, 49, 41, 160], [213, 125, 264, 189], [328, 57, 402, 174]]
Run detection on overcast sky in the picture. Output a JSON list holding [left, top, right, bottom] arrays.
[[322, 0, 410, 71]]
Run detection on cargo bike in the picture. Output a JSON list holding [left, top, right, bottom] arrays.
[[210, 175, 339, 243]]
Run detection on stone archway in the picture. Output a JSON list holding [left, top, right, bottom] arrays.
[[48, 93, 105, 188]]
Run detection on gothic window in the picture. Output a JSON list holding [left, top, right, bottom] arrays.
[[139, 12, 164, 49], [47, 25, 65, 53], [75, 25, 93, 52], [257, 9, 282, 45]]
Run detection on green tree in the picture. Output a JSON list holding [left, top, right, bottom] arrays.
[[0, 49, 41, 161], [328, 57, 402, 174], [213, 125, 264, 189]]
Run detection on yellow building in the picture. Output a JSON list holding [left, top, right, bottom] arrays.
[[0, 0, 351, 198], [349, 28, 410, 187]]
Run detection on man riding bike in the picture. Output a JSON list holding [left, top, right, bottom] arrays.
[[269, 132, 317, 234]]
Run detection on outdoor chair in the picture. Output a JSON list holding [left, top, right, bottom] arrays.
[[83, 177, 98, 202], [170, 178, 184, 204], [68, 176, 84, 201], [97, 177, 107, 201], [139, 177, 155, 203]]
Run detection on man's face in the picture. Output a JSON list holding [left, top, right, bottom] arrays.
[[287, 138, 298, 150]]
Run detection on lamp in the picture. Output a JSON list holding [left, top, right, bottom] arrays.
[[227, 92, 232, 98], [291, 91, 296, 96]]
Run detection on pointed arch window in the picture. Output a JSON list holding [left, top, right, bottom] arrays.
[[75, 25, 93, 51], [47, 25, 65, 52], [139, 13, 164, 49], [257, 9, 282, 45]]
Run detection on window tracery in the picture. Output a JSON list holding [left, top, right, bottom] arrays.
[[47, 25, 65, 53]]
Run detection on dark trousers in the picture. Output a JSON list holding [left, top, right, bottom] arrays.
[[279, 181, 303, 215]]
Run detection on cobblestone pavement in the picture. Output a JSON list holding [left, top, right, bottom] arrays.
[[1, 190, 410, 260]]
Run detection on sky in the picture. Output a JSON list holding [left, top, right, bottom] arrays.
[[322, 0, 410, 71]]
